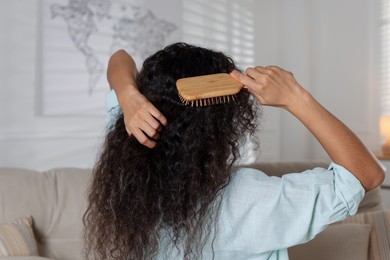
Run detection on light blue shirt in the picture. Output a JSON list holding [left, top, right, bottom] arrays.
[[106, 90, 122, 127], [105, 90, 365, 260]]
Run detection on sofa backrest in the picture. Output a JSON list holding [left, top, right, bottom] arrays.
[[0, 168, 90, 260], [0, 163, 382, 259]]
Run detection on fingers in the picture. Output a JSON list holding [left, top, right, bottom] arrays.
[[246, 66, 278, 79], [245, 67, 265, 82], [140, 105, 166, 139], [127, 121, 160, 149], [124, 102, 166, 149], [131, 127, 157, 149], [230, 69, 257, 87], [140, 119, 161, 139], [148, 104, 168, 126], [125, 117, 162, 148], [254, 66, 270, 74], [231, 67, 276, 88], [143, 110, 165, 130]]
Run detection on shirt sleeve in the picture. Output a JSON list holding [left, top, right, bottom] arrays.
[[105, 90, 122, 128], [217, 163, 365, 253]]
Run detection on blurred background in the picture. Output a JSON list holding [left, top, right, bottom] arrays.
[[0, 0, 384, 170]]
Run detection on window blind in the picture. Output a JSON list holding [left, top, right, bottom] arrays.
[[381, 0, 390, 114], [182, 0, 255, 70]]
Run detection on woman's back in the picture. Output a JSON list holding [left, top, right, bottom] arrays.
[[153, 165, 364, 260]]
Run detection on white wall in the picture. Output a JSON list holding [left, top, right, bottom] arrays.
[[254, 0, 381, 162], [0, 1, 106, 170], [0, 0, 382, 170]]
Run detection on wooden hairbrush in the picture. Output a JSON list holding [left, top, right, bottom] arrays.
[[176, 73, 244, 106]]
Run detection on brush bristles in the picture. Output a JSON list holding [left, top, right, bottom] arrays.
[[178, 93, 237, 107]]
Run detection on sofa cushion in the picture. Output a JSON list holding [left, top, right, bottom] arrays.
[[336, 210, 390, 260], [0, 217, 39, 256], [288, 223, 371, 260]]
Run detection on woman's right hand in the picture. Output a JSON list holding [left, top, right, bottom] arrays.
[[119, 87, 167, 149], [230, 66, 307, 112]]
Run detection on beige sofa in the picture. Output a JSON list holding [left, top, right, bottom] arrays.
[[0, 163, 386, 260]]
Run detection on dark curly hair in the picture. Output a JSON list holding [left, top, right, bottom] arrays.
[[83, 43, 259, 259]]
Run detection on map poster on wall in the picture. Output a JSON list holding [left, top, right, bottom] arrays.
[[39, 0, 181, 116]]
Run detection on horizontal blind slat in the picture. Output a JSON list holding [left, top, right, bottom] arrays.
[[381, 0, 390, 114]]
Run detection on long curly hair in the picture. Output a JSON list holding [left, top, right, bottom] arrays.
[[83, 43, 259, 259]]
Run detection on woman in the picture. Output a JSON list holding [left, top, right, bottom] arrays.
[[84, 43, 384, 260]]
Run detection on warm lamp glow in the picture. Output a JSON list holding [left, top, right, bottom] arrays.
[[380, 115, 390, 156], [381, 115, 390, 136]]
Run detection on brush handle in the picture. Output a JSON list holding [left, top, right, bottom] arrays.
[[176, 73, 244, 101]]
